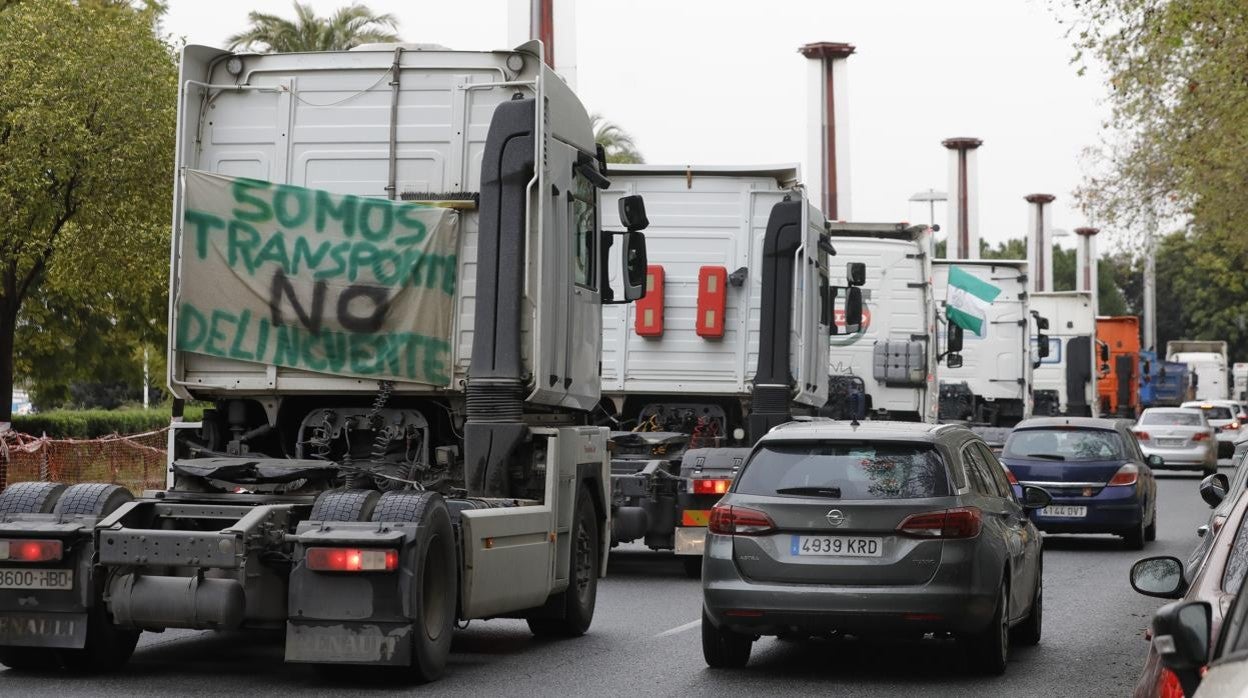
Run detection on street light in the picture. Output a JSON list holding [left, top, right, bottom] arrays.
[[909, 189, 947, 228]]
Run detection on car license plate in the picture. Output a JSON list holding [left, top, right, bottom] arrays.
[[1040, 505, 1087, 518], [791, 536, 882, 557], [0, 568, 72, 590], [1157, 438, 1184, 446]]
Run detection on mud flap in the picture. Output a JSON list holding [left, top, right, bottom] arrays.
[[285, 620, 412, 665], [0, 612, 88, 648]]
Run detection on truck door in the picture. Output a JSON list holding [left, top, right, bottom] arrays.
[[791, 199, 830, 407]]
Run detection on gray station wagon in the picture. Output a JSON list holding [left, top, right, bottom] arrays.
[[700, 421, 1050, 675]]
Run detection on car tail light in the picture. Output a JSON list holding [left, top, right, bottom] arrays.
[[0, 539, 63, 563], [305, 547, 398, 572], [1226, 422, 1241, 431], [896, 507, 982, 539], [1004, 468, 1018, 486], [692, 478, 732, 495], [1107, 463, 1139, 487], [708, 504, 775, 536], [1193, 432, 1211, 441], [1134, 431, 1150, 441]]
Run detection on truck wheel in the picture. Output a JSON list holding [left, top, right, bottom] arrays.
[[309, 489, 381, 521], [372, 491, 456, 683], [52, 483, 132, 517], [58, 605, 140, 673], [0, 481, 66, 515], [527, 486, 599, 638]]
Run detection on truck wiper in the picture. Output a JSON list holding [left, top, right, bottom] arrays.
[[1025, 453, 1067, 461], [775, 486, 842, 498]]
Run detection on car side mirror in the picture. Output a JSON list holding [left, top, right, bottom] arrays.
[[1021, 485, 1051, 510], [1129, 556, 1187, 599], [947, 323, 964, 354], [846, 262, 866, 287], [1198, 472, 1229, 508], [618, 194, 648, 232], [1146, 454, 1164, 468], [843, 287, 863, 329], [945, 352, 963, 369], [1152, 601, 1211, 698]]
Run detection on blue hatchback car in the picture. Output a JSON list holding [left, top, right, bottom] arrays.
[[1000, 417, 1159, 550]]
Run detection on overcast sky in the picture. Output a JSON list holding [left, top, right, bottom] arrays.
[[162, 0, 1110, 252]]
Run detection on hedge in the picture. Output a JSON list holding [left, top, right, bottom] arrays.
[[11, 406, 207, 439]]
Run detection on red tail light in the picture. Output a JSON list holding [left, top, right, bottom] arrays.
[[305, 547, 398, 572], [1226, 422, 1241, 431], [1158, 668, 1185, 698], [897, 507, 982, 539], [708, 504, 775, 536], [1004, 468, 1018, 486], [0, 539, 63, 563], [1107, 463, 1139, 487], [1193, 432, 1210, 441], [1133, 431, 1150, 441], [692, 478, 733, 495]]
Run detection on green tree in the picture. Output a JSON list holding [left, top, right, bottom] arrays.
[[591, 114, 645, 164], [0, 0, 176, 422], [227, 2, 399, 53]]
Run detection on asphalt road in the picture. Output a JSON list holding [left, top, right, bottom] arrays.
[[0, 465, 1230, 697]]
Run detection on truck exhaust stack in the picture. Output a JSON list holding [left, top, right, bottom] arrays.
[[1074, 226, 1099, 300], [1025, 193, 1056, 293], [942, 138, 983, 259], [799, 41, 854, 220]]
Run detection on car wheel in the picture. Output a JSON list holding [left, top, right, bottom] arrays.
[[966, 579, 1009, 675], [701, 609, 752, 668], [1123, 515, 1146, 551], [1144, 510, 1157, 543], [1011, 561, 1042, 647]]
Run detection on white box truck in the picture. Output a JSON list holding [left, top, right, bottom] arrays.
[[598, 165, 862, 575], [1029, 291, 1098, 417], [0, 42, 649, 680], [1167, 340, 1229, 402], [933, 260, 1036, 427], [821, 223, 940, 422]]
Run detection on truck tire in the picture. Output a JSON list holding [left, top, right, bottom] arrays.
[[371, 491, 456, 683], [52, 483, 132, 517], [527, 486, 599, 638], [0, 481, 66, 515], [309, 489, 381, 522]]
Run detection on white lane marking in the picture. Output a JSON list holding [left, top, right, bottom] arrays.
[[654, 619, 700, 638]]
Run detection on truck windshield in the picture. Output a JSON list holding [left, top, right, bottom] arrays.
[[1003, 428, 1124, 461], [735, 442, 949, 499]]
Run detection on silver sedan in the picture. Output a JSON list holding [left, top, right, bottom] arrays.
[[1134, 408, 1217, 473]]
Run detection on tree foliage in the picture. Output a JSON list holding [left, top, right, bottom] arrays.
[[0, 0, 176, 419], [227, 2, 400, 53], [591, 113, 645, 164]]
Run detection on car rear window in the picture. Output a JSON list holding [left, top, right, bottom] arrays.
[[1141, 411, 1203, 426], [734, 442, 950, 499], [1002, 428, 1124, 461], [1204, 407, 1235, 420]]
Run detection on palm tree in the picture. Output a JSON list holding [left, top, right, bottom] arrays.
[[226, 2, 399, 53], [591, 113, 645, 164]]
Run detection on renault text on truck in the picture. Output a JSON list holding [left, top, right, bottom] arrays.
[[1030, 291, 1098, 417], [0, 42, 649, 680], [598, 165, 861, 576], [934, 260, 1037, 427]]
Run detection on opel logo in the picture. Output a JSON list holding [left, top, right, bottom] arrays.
[[825, 509, 845, 527]]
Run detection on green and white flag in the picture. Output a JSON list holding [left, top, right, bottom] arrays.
[[945, 266, 1001, 337]]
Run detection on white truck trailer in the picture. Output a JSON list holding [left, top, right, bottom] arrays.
[[0, 42, 649, 680], [598, 165, 862, 575], [1168, 340, 1230, 402], [821, 223, 940, 422], [1029, 291, 1098, 417], [1234, 363, 1248, 403], [933, 260, 1036, 427]]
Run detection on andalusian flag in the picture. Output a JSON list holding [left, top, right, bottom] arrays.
[[946, 266, 1001, 337]]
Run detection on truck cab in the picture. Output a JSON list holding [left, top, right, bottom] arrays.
[[1030, 291, 1097, 417], [1097, 316, 1142, 417]]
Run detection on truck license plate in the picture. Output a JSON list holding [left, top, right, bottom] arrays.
[[0, 568, 72, 590], [791, 536, 881, 557], [1040, 505, 1087, 518]]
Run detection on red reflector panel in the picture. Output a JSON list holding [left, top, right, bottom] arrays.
[[692, 478, 732, 495], [305, 547, 398, 572], [0, 539, 63, 563], [695, 266, 728, 338], [634, 265, 665, 337], [681, 510, 711, 527]]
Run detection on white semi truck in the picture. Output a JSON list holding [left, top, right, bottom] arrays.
[[1168, 340, 1230, 402], [598, 165, 863, 575], [1029, 291, 1097, 417], [821, 223, 941, 422], [0, 42, 648, 680]]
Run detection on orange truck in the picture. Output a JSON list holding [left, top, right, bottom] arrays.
[[1096, 316, 1142, 417]]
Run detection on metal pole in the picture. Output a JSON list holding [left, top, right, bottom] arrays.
[[1143, 227, 1157, 352]]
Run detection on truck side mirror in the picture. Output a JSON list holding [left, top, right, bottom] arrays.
[[846, 262, 866, 287], [1037, 316, 1049, 331], [1037, 334, 1050, 359], [1099, 343, 1110, 363], [844, 287, 863, 328], [620, 231, 647, 302], [618, 195, 649, 232], [947, 323, 964, 354], [946, 353, 964, 369]]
